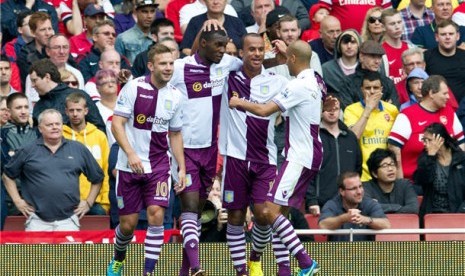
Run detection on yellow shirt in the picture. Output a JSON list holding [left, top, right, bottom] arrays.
[[344, 101, 399, 181]]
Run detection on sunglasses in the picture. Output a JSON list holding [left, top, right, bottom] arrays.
[[98, 31, 117, 37], [368, 16, 382, 24], [63, 81, 79, 86]]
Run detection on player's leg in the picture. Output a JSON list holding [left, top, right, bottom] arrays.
[[266, 161, 320, 275], [247, 163, 276, 276], [177, 148, 206, 275], [107, 171, 142, 276], [223, 156, 251, 276], [142, 172, 171, 275]]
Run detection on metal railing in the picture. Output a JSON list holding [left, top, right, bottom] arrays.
[[295, 228, 465, 242]]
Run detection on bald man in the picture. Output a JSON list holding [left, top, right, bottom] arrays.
[[310, 15, 342, 64], [229, 40, 325, 276]]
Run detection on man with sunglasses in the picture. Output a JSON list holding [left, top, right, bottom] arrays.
[[79, 20, 131, 82], [319, 171, 390, 241], [318, 0, 391, 33]]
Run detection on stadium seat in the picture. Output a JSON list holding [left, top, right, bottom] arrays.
[[424, 213, 465, 241], [417, 196, 423, 207], [376, 213, 420, 241], [80, 215, 110, 230], [3, 216, 26, 231], [304, 214, 327, 242]]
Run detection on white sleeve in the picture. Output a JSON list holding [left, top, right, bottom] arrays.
[[388, 113, 412, 147]]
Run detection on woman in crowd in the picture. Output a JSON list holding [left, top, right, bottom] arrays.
[[361, 7, 384, 43], [414, 123, 465, 218]]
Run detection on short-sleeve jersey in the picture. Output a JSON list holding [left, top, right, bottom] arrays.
[[169, 53, 242, 148], [388, 104, 464, 180], [344, 101, 399, 181], [221, 68, 288, 165], [319, 0, 391, 32], [272, 69, 325, 170], [114, 75, 183, 173]]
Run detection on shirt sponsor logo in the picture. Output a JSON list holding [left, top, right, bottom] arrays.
[[192, 82, 203, 92], [338, 0, 376, 5], [136, 114, 168, 125], [139, 94, 153, 99], [189, 69, 205, 73]]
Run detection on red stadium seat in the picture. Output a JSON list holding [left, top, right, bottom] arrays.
[[80, 215, 110, 230], [376, 213, 420, 241], [3, 216, 26, 231], [424, 213, 465, 241], [304, 214, 327, 242]]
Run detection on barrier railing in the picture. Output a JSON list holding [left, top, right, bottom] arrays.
[[295, 228, 465, 242]]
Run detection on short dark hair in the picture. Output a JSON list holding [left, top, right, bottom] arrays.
[[421, 75, 447, 97], [6, 93, 28, 109], [150, 18, 174, 35], [361, 71, 382, 86], [16, 10, 34, 29], [29, 59, 61, 83], [199, 27, 228, 44], [0, 54, 10, 64], [366, 148, 397, 179], [337, 171, 360, 190], [241, 33, 262, 49]]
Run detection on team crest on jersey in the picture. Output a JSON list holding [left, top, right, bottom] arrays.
[[224, 190, 234, 203], [260, 86, 269, 95], [384, 114, 391, 122], [117, 196, 124, 209], [165, 100, 172, 111], [216, 68, 222, 76], [440, 115, 448, 125], [232, 91, 239, 98], [193, 82, 203, 92], [185, 174, 192, 187]]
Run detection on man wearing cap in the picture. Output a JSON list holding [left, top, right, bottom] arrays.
[[310, 15, 341, 65], [322, 29, 362, 95], [343, 71, 399, 181], [115, 0, 158, 64], [340, 40, 400, 110], [70, 4, 107, 62]]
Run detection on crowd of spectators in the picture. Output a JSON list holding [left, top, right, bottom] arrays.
[[1, 0, 465, 246]]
